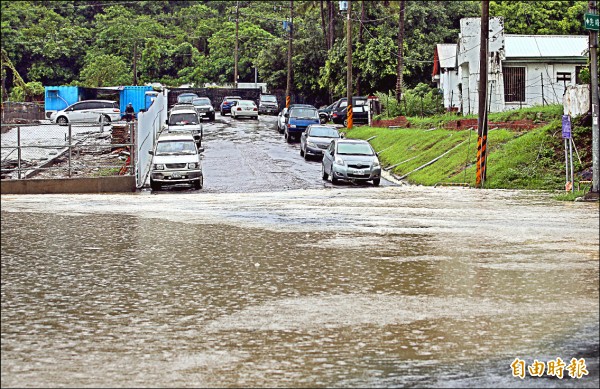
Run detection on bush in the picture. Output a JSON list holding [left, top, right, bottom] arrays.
[[375, 83, 444, 119]]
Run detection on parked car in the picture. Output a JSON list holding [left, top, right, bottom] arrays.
[[148, 132, 203, 191], [284, 105, 320, 142], [258, 94, 279, 115], [177, 92, 199, 104], [165, 107, 203, 147], [321, 139, 381, 186], [231, 99, 259, 119], [192, 97, 215, 121], [318, 102, 337, 124], [50, 100, 121, 125], [332, 104, 370, 127], [220, 96, 242, 115], [277, 104, 314, 134], [300, 125, 342, 160], [330, 96, 369, 125]]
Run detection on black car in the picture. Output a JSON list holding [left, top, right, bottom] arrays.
[[258, 94, 279, 115], [318, 102, 337, 124], [331, 105, 370, 127]]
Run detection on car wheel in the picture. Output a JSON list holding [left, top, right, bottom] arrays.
[[150, 179, 161, 191], [331, 170, 339, 184], [343, 118, 348, 128], [300, 148, 304, 157], [57, 116, 68, 125], [285, 132, 292, 143], [194, 177, 202, 190], [321, 164, 329, 180], [373, 178, 381, 186], [100, 115, 111, 123], [220, 110, 224, 116]]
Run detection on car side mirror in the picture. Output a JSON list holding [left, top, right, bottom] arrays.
[[340, 132, 346, 138], [197, 147, 204, 153], [284, 113, 289, 118], [148, 150, 154, 155]]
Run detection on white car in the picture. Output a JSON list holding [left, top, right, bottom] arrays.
[[231, 100, 258, 120], [165, 108, 203, 147], [50, 100, 121, 125], [276, 107, 288, 133], [149, 133, 203, 191]]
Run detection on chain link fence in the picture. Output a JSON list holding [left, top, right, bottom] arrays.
[[1, 121, 135, 180]]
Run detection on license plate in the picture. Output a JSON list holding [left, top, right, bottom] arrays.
[[172, 172, 181, 179]]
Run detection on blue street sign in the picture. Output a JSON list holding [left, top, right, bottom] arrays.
[[562, 115, 572, 139]]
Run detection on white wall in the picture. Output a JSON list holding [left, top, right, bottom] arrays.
[[438, 69, 461, 110], [457, 17, 505, 115], [135, 90, 168, 188]]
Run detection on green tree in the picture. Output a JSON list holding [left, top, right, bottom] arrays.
[[79, 54, 131, 87], [490, 1, 587, 34]]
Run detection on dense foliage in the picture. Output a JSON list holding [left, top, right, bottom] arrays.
[[1, 0, 589, 104]]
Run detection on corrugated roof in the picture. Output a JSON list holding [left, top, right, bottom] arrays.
[[437, 44, 457, 68], [505, 35, 588, 59]]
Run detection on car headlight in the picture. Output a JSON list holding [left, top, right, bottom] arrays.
[[334, 156, 345, 166], [307, 141, 317, 148], [289, 124, 296, 128], [188, 162, 199, 169], [373, 160, 380, 167], [153, 164, 165, 170]]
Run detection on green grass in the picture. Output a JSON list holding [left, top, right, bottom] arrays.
[[345, 105, 588, 191]]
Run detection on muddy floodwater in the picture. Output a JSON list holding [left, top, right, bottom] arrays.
[[1, 186, 598, 388]]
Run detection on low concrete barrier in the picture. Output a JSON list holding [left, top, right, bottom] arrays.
[[1, 176, 136, 194]]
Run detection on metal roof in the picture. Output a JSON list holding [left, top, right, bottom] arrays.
[[505, 35, 588, 59], [436, 44, 457, 68]]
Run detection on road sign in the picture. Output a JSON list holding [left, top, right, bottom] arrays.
[[562, 115, 572, 139], [585, 13, 599, 31]]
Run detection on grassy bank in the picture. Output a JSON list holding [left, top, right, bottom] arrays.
[[345, 105, 592, 190]]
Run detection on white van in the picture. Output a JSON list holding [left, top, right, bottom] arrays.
[[50, 100, 121, 125]]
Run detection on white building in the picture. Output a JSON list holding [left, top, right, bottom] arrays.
[[432, 44, 461, 111], [434, 17, 589, 114]]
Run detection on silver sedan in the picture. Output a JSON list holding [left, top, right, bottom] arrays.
[[300, 125, 341, 160], [321, 139, 381, 186]]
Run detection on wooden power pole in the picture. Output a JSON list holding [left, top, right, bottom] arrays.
[[476, 0, 489, 188], [395, 0, 406, 103], [346, 0, 353, 129], [285, 0, 294, 108], [234, 1, 239, 89]]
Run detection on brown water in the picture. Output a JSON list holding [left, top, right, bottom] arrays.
[[1, 187, 598, 387]]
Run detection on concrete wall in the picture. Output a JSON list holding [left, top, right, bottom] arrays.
[[1, 176, 136, 194], [563, 84, 590, 117], [436, 69, 462, 110]]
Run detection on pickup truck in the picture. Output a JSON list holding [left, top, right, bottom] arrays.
[[164, 107, 203, 148]]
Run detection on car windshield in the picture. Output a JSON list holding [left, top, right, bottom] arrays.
[[178, 94, 197, 103], [169, 113, 198, 125], [290, 108, 318, 119], [337, 143, 374, 156], [155, 140, 197, 155], [193, 98, 211, 106], [309, 127, 339, 138], [239, 101, 255, 107], [261, 96, 277, 102]]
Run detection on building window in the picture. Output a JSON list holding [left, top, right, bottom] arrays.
[[556, 72, 572, 83], [575, 66, 585, 84], [503, 66, 525, 102]]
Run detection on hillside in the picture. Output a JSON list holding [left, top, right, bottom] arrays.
[[345, 105, 594, 191]]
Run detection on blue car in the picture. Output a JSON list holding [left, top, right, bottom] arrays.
[[284, 106, 320, 143], [219, 96, 242, 116]]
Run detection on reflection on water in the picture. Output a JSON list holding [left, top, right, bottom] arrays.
[[1, 203, 598, 387]]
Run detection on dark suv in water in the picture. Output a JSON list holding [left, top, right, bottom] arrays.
[[258, 94, 279, 115]]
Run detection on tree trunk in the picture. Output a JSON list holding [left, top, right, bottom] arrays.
[[395, 0, 405, 103], [320, 0, 327, 49], [328, 0, 335, 50], [285, 0, 294, 107]]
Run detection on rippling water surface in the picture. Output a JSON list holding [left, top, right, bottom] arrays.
[[1, 188, 598, 387]]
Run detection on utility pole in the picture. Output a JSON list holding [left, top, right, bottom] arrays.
[[590, 0, 599, 194], [476, 0, 489, 188], [395, 0, 406, 103], [346, 0, 353, 129], [234, 1, 239, 89], [285, 0, 294, 108]]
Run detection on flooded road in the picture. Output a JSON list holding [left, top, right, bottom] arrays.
[[2, 184, 598, 387]]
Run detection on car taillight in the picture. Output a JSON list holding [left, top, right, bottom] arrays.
[[253, 108, 257, 111], [224, 101, 228, 104], [332, 113, 338, 118], [237, 107, 242, 111], [113, 109, 120, 112]]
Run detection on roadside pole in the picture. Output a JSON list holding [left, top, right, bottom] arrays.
[[346, 0, 353, 130], [234, 1, 239, 89], [588, 1, 599, 193], [285, 0, 293, 108], [476, 0, 489, 188]]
